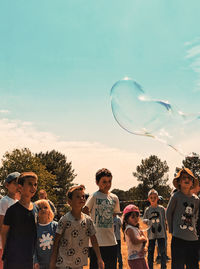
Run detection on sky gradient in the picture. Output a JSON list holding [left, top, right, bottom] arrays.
[[1, 0, 200, 193]]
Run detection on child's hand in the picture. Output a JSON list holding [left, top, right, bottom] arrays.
[[34, 263, 40, 269], [98, 258, 105, 269], [141, 235, 147, 243]]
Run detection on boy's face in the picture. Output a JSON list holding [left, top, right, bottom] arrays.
[[19, 177, 38, 199], [68, 189, 86, 210], [148, 193, 158, 206], [6, 180, 18, 195], [97, 176, 112, 194], [179, 172, 193, 190]]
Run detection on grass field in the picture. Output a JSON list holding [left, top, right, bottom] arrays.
[[85, 232, 172, 269]]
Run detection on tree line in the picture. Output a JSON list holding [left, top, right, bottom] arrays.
[[0, 148, 199, 211]]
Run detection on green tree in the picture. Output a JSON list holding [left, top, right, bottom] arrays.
[[182, 153, 200, 180], [111, 189, 127, 201], [0, 148, 56, 201], [133, 155, 171, 199], [36, 150, 76, 206]]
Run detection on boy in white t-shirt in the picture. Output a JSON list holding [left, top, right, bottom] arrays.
[[0, 172, 20, 268], [83, 168, 120, 269]]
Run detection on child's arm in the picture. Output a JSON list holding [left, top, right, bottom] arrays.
[[82, 206, 90, 215], [49, 233, 61, 269], [1, 224, 10, 251], [90, 235, 104, 269], [166, 194, 177, 234], [126, 228, 147, 245], [0, 215, 4, 237]]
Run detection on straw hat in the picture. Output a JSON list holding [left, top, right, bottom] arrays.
[[173, 168, 199, 189]]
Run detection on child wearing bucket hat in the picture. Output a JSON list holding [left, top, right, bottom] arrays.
[[166, 168, 199, 269], [122, 204, 149, 269]]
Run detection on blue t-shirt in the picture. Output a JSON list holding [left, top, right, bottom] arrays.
[[34, 221, 58, 266]]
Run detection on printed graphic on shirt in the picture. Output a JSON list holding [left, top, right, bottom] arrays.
[[39, 232, 54, 250], [94, 198, 116, 228], [149, 211, 162, 233], [180, 202, 194, 231]]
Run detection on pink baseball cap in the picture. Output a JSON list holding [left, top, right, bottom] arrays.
[[123, 204, 140, 216]]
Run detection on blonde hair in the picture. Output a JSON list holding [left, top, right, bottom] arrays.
[[35, 199, 54, 222]]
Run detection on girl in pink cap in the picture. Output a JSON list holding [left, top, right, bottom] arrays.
[[122, 204, 149, 269]]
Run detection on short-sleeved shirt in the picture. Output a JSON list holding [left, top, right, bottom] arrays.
[[85, 191, 120, 246], [3, 202, 37, 263], [125, 225, 144, 260], [143, 205, 166, 240], [34, 221, 58, 266], [0, 195, 18, 249], [56, 212, 96, 268]]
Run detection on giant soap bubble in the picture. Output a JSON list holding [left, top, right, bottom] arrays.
[[110, 77, 200, 155]]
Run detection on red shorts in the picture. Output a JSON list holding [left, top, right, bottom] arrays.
[[128, 258, 149, 269]]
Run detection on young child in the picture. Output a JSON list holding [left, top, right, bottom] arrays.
[[50, 185, 104, 269], [0, 171, 20, 269], [166, 168, 199, 269], [38, 189, 57, 217], [83, 168, 120, 269], [114, 213, 123, 269], [1, 172, 38, 269], [122, 204, 149, 269], [143, 189, 167, 269], [34, 199, 58, 269]]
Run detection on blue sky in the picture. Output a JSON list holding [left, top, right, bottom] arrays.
[[1, 0, 200, 193]]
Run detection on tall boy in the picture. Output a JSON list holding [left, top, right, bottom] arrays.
[[143, 189, 167, 269], [50, 185, 104, 269], [83, 168, 120, 269], [0, 172, 20, 269], [166, 168, 199, 269], [1, 172, 38, 269]]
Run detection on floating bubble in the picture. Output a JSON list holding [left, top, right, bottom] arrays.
[[110, 77, 200, 156], [110, 77, 174, 137], [139, 218, 151, 232]]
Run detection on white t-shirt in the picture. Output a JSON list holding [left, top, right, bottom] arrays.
[[125, 225, 144, 260], [86, 191, 120, 246], [56, 212, 96, 268], [0, 196, 18, 249]]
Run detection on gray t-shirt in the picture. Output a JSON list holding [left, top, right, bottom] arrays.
[[143, 205, 166, 240], [113, 215, 122, 241], [166, 191, 199, 241]]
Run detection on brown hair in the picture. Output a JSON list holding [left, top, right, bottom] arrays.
[[18, 172, 38, 186], [67, 185, 85, 200], [95, 168, 112, 183]]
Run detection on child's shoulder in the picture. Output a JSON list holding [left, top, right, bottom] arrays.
[[51, 220, 58, 226], [125, 224, 138, 233], [191, 193, 199, 200], [157, 205, 165, 210]]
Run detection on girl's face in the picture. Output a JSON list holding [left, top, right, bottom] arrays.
[[127, 211, 139, 227], [38, 204, 50, 219], [179, 172, 193, 190]]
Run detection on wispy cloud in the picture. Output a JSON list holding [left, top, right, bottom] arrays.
[[0, 118, 143, 193], [185, 38, 200, 91], [0, 110, 10, 114]]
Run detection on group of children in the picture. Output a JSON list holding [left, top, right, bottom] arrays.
[[0, 167, 199, 269]]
